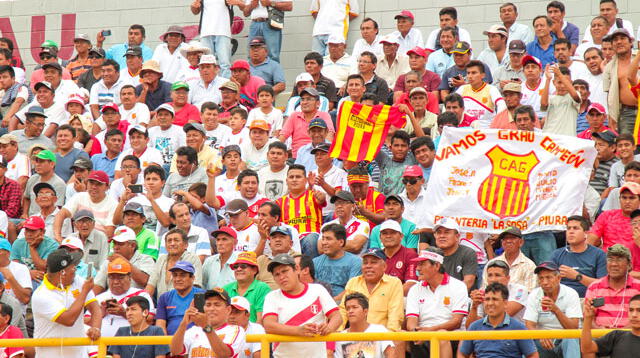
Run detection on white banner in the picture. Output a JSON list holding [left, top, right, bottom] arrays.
[[424, 128, 597, 234]]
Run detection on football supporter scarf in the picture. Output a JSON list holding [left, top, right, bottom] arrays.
[[329, 101, 406, 162]]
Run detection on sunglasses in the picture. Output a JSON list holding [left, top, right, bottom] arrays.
[[231, 263, 252, 270], [88, 55, 101, 59], [402, 177, 422, 185], [40, 55, 54, 60]]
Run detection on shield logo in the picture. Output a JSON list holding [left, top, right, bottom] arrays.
[[477, 146, 540, 218], [310, 304, 320, 314]]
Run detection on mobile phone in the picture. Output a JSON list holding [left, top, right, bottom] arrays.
[[106, 298, 117, 307], [511, 78, 521, 82], [87, 262, 93, 278], [101, 30, 112, 37], [592, 297, 605, 307], [194, 293, 206, 313], [129, 184, 143, 193], [455, 75, 463, 80]]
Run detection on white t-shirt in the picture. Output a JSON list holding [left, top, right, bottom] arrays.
[[160, 224, 211, 257], [240, 138, 276, 172], [108, 174, 145, 202], [227, 127, 250, 147], [200, 0, 232, 38], [2, 260, 32, 308], [323, 217, 370, 254], [311, 165, 349, 216], [115, 147, 164, 171], [238, 321, 265, 358], [258, 166, 289, 201], [130, 194, 176, 237], [477, 282, 528, 322], [148, 125, 187, 165], [63, 192, 118, 234], [568, 61, 591, 81], [247, 107, 284, 136], [263, 283, 339, 358], [310, 0, 359, 37], [460, 232, 490, 265], [334, 324, 394, 358], [15, 100, 66, 128], [233, 222, 262, 252], [32, 275, 96, 358], [216, 173, 239, 196], [119, 68, 140, 86], [119, 103, 150, 126], [53, 80, 80, 104], [205, 124, 233, 151], [523, 284, 582, 329], [406, 274, 469, 328], [425, 27, 472, 51], [152, 43, 189, 84], [177, 66, 201, 84], [95, 287, 155, 337], [5, 152, 30, 181], [521, 79, 555, 119], [181, 323, 246, 358]]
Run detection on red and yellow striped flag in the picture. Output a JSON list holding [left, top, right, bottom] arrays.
[[329, 101, 406, 162]]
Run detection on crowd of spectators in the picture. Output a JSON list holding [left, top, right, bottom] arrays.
[[1, 0, 640, 357]]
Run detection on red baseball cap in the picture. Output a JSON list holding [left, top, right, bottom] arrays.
[[100, 103, 119, 113], [521, 55, 542, 69], [587, 103, 606, 114], [403, 165, 423, 178], [24, 216, 45, 230], [407, 47, 428, 58], [87, 170, 109, 184], [211, 226, 237, 240], [394, 10, 414, 21], [230, 60, 250, 71]]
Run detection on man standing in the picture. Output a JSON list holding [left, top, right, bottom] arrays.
[[460, 283, 538, 358], [263, 253, 342, 358], [524, 261, 582, 357], [97, 25, 153, 68], [526, 16, 557, 67], [604, 29, 636, 134], [477, 25, 509, 78], [32, 249, 101, 358], [190, 0, 238, 78], [499, 2, 534, 44], [309, 0, 359, 56], [242, 0, 292, 63], [584, 47, 606, 107], [551, 215, 607, 298]]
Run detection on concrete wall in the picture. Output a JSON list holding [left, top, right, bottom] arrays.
[[1, 0, 640, 86]]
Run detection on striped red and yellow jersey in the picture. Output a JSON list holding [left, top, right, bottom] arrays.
[[356, 187, 385, 229], [277, 190, 326, 234]]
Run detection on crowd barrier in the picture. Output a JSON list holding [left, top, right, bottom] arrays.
[[0, 329, 621, 358]]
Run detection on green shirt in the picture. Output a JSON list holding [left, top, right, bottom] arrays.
[[136, 227, 160, 260], [369, 218, 418, 249], [223, 278, 271, 322]]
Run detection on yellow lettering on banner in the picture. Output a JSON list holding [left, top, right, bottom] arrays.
[[347, 113, 374, 132]]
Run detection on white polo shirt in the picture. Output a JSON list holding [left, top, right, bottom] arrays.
[[406, 273, 469, 328], [391, 28, 424, 56], [238, 321, 265, 358], [89, 78, 126, 107], [181, 323, 246, 358], [263, 283, 339, 358], [15, 100, 66, 127], [399, 187, 429, 229], [188, 76, 226, 108], [523, 283, 582, 330], [119, 102, 150, 126], [321, 54, 355, 88], [53, 79, 80, 104], [160, 224, 211, 257], [352, 36, 383, 58], [152, 42, 189, 83], [119, 69, 140, 86], [32, 275, 97, 358]]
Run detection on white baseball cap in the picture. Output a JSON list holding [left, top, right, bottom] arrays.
[[199, 54, 218, 66], [60, 236, 84, 251], [379, 219, 402, 234], [433, 217, 460, 233], [327, 33, 346, 44], [231, 295, 251, 313], [111, 226, 137, 243], [295, 72, 314, 84], [380, 34, 400, 45]]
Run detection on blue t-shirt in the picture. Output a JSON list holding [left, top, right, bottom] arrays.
[[110, 325, 170, 358], [550, 244, 607, 297], [156, 286, 205, 335], [369, 219, 419, 249], [313, 252, 362, 297], [10, 236, 59, 270], [461, 314, 537, 358], [55, 148, 90, 182]]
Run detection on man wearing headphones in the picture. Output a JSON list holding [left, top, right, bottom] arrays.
[[32, 248, 102, 358]]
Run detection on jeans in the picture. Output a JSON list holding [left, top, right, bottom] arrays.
[[201, 35, 232, 78], [249, 21, 283, 63], [300, 232, 320, 259], [619, 105, 639, 135], [535, 338, 580, 358], [522, 231, 557, 265], [311, 34, 329, 56]]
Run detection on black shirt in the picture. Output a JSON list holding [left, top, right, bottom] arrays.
[[595, 330, 640, 358]]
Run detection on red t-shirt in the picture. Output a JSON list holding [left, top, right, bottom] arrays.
[[172, 102, 201, 126], [385, 245, 418, 282], [239, 76, 266, 110], [0, 325, 24, 357]]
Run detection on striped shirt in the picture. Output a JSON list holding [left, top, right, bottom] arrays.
[[355, 187, 385, 229], [277, 190, 325, 234], [65, 57, 92, 81], [585, 275, 640, 328], [589, 209, 634, 252]]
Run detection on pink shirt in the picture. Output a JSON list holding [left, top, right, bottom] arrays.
[[239, 75, 266, 110], [0, 325, 24, 357], [29, 68, 72, 90], [585, 275, 640, 328], [589, 209, 634, 252], [172, 102, 201, 126], [577, 127, 616, 140], [281, 111, 335, 157]]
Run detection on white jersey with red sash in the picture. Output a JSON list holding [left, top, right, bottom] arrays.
[[322, 217, 370, 254], [456, 83, 506, 128], [262, 283, 339, 358], [181, 323, 246, 358]]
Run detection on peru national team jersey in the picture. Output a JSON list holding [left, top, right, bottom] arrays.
[[276, 190, 326, 234], [456, 83, 506, 128], [181, 323, 246, 358], [263, 283, 339, 358], [323, 217, 370, 254]]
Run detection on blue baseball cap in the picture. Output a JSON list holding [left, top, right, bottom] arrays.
[[308, 117, 327, 129], [269, 225, 292, 237], [0, 239, 11, 252], [361, 248, 387, 261], [169, 261, 196, 274]]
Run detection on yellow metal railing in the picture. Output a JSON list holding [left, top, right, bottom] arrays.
[[0, 329, 619, 358]]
